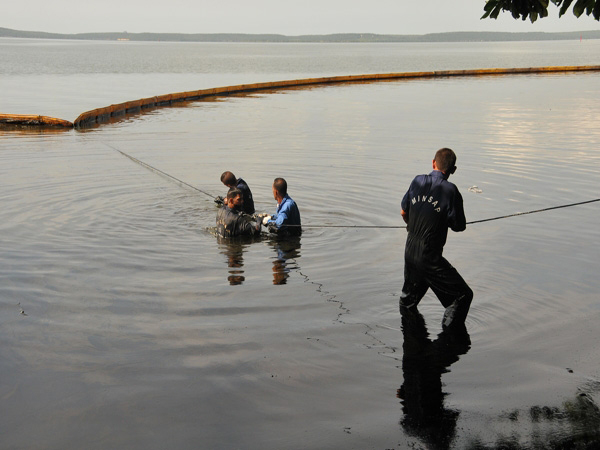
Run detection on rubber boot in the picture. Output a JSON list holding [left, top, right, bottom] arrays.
[[442, 294, 472, 329]]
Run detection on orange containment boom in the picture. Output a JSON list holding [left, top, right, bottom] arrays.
[[0, 114, 74, 128], [3, 65, 600, 130], [72, 65, 600, 128]]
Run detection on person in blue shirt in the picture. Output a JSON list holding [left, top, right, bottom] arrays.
[[399, 148, 472, 329], [216, 171, 255, 215], [263, 177, 301, 237]]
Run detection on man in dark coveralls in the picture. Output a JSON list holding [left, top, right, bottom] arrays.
[[216, 188, 261, 238], [216, 171, 255, 215], [400, 148, 473, 329]]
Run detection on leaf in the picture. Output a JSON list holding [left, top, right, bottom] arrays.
[[573, 0, 586, 16], [584, 0, 596, 14], [483, 0, 499, 12], [558, 0, 575, 16], [481, 0, 500, 19], [532, 0, 550, 17], [482, 0, 505, 19]]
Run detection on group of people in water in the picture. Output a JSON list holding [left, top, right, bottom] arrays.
[[214, 147, 472, 329], [215, 171, 301, 238]]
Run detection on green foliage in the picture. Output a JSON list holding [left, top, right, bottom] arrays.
[[482, 0, 600, 22]]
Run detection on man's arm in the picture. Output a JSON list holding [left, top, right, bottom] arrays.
[[448, 189, 466, 232], [273, 210, 288, 228], [237, 215, 262, 236]]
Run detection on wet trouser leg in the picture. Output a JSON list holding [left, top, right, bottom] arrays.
[[400, 263, 429, 309], [401, 256, 473, 328], [429, 261, 472, 329]]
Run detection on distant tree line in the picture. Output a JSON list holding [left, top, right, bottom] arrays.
[[1, 27, 600, 43]]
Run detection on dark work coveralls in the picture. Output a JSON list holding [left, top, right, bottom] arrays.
[[216, 205, 261, 238], [400, 170, 473, 328], [236, 178, 255, 215]]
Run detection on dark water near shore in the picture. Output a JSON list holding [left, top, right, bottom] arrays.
[[1, 38, 600, 449]]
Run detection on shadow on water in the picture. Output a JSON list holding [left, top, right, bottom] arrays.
[[397, 307, 471, 450], [216, 235, 301, 286]]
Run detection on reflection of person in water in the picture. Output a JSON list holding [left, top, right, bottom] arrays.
[[397, 307, 471, 450], [269, 237, 301, 285], [216, 236, 246, 285]]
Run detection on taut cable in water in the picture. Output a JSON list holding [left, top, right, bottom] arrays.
[[103, 141, 217, 199], [104, 141, 599, 229], [465, 199, 600, 225], [300, 198, 600, 229]]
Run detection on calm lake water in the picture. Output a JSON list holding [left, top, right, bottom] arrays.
[[1, 38, 600, 449]]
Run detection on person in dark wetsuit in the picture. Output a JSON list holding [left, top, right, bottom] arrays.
[[216, 188, 261, 238], [400, 148, 473, 329], [262, 177, 301, 237], [217, 171, 255, 215]]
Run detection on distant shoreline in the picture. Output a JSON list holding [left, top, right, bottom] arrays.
[[1, 27, 599, 43]]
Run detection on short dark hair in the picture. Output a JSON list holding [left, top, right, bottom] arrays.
[[220, 171, 236, 186], [273, 177, 287, 196], [434, 148, 457, 173], [226, 187, 242, 200]]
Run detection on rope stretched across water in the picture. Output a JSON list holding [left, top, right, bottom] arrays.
[[466, 198, 600, 225], [103, 142, 217, 198], [297, 198, 600, 228], [105, 142, 599, 229]]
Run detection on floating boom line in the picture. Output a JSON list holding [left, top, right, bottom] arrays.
[[73, 65, 600, 128], [2, 65, 599, 129]]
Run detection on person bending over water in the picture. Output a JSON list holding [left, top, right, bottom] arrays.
[[216, 188, 261, 238], [399, 148, 473, 329]]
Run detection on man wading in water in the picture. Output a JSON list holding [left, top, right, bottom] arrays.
[[399, 148, 473, 329], [215, 171, 255, 215], [262, 178, 302, 237], [216, 188, 262, 238]]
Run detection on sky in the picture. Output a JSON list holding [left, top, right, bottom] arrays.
[[3, 0, 600, 35]]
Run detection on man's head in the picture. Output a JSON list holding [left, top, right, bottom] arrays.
[[272, 177, 287, 202], [226, 188, 244, 211], [220, 171, 237, 188], [433, 148, 457, 175]]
